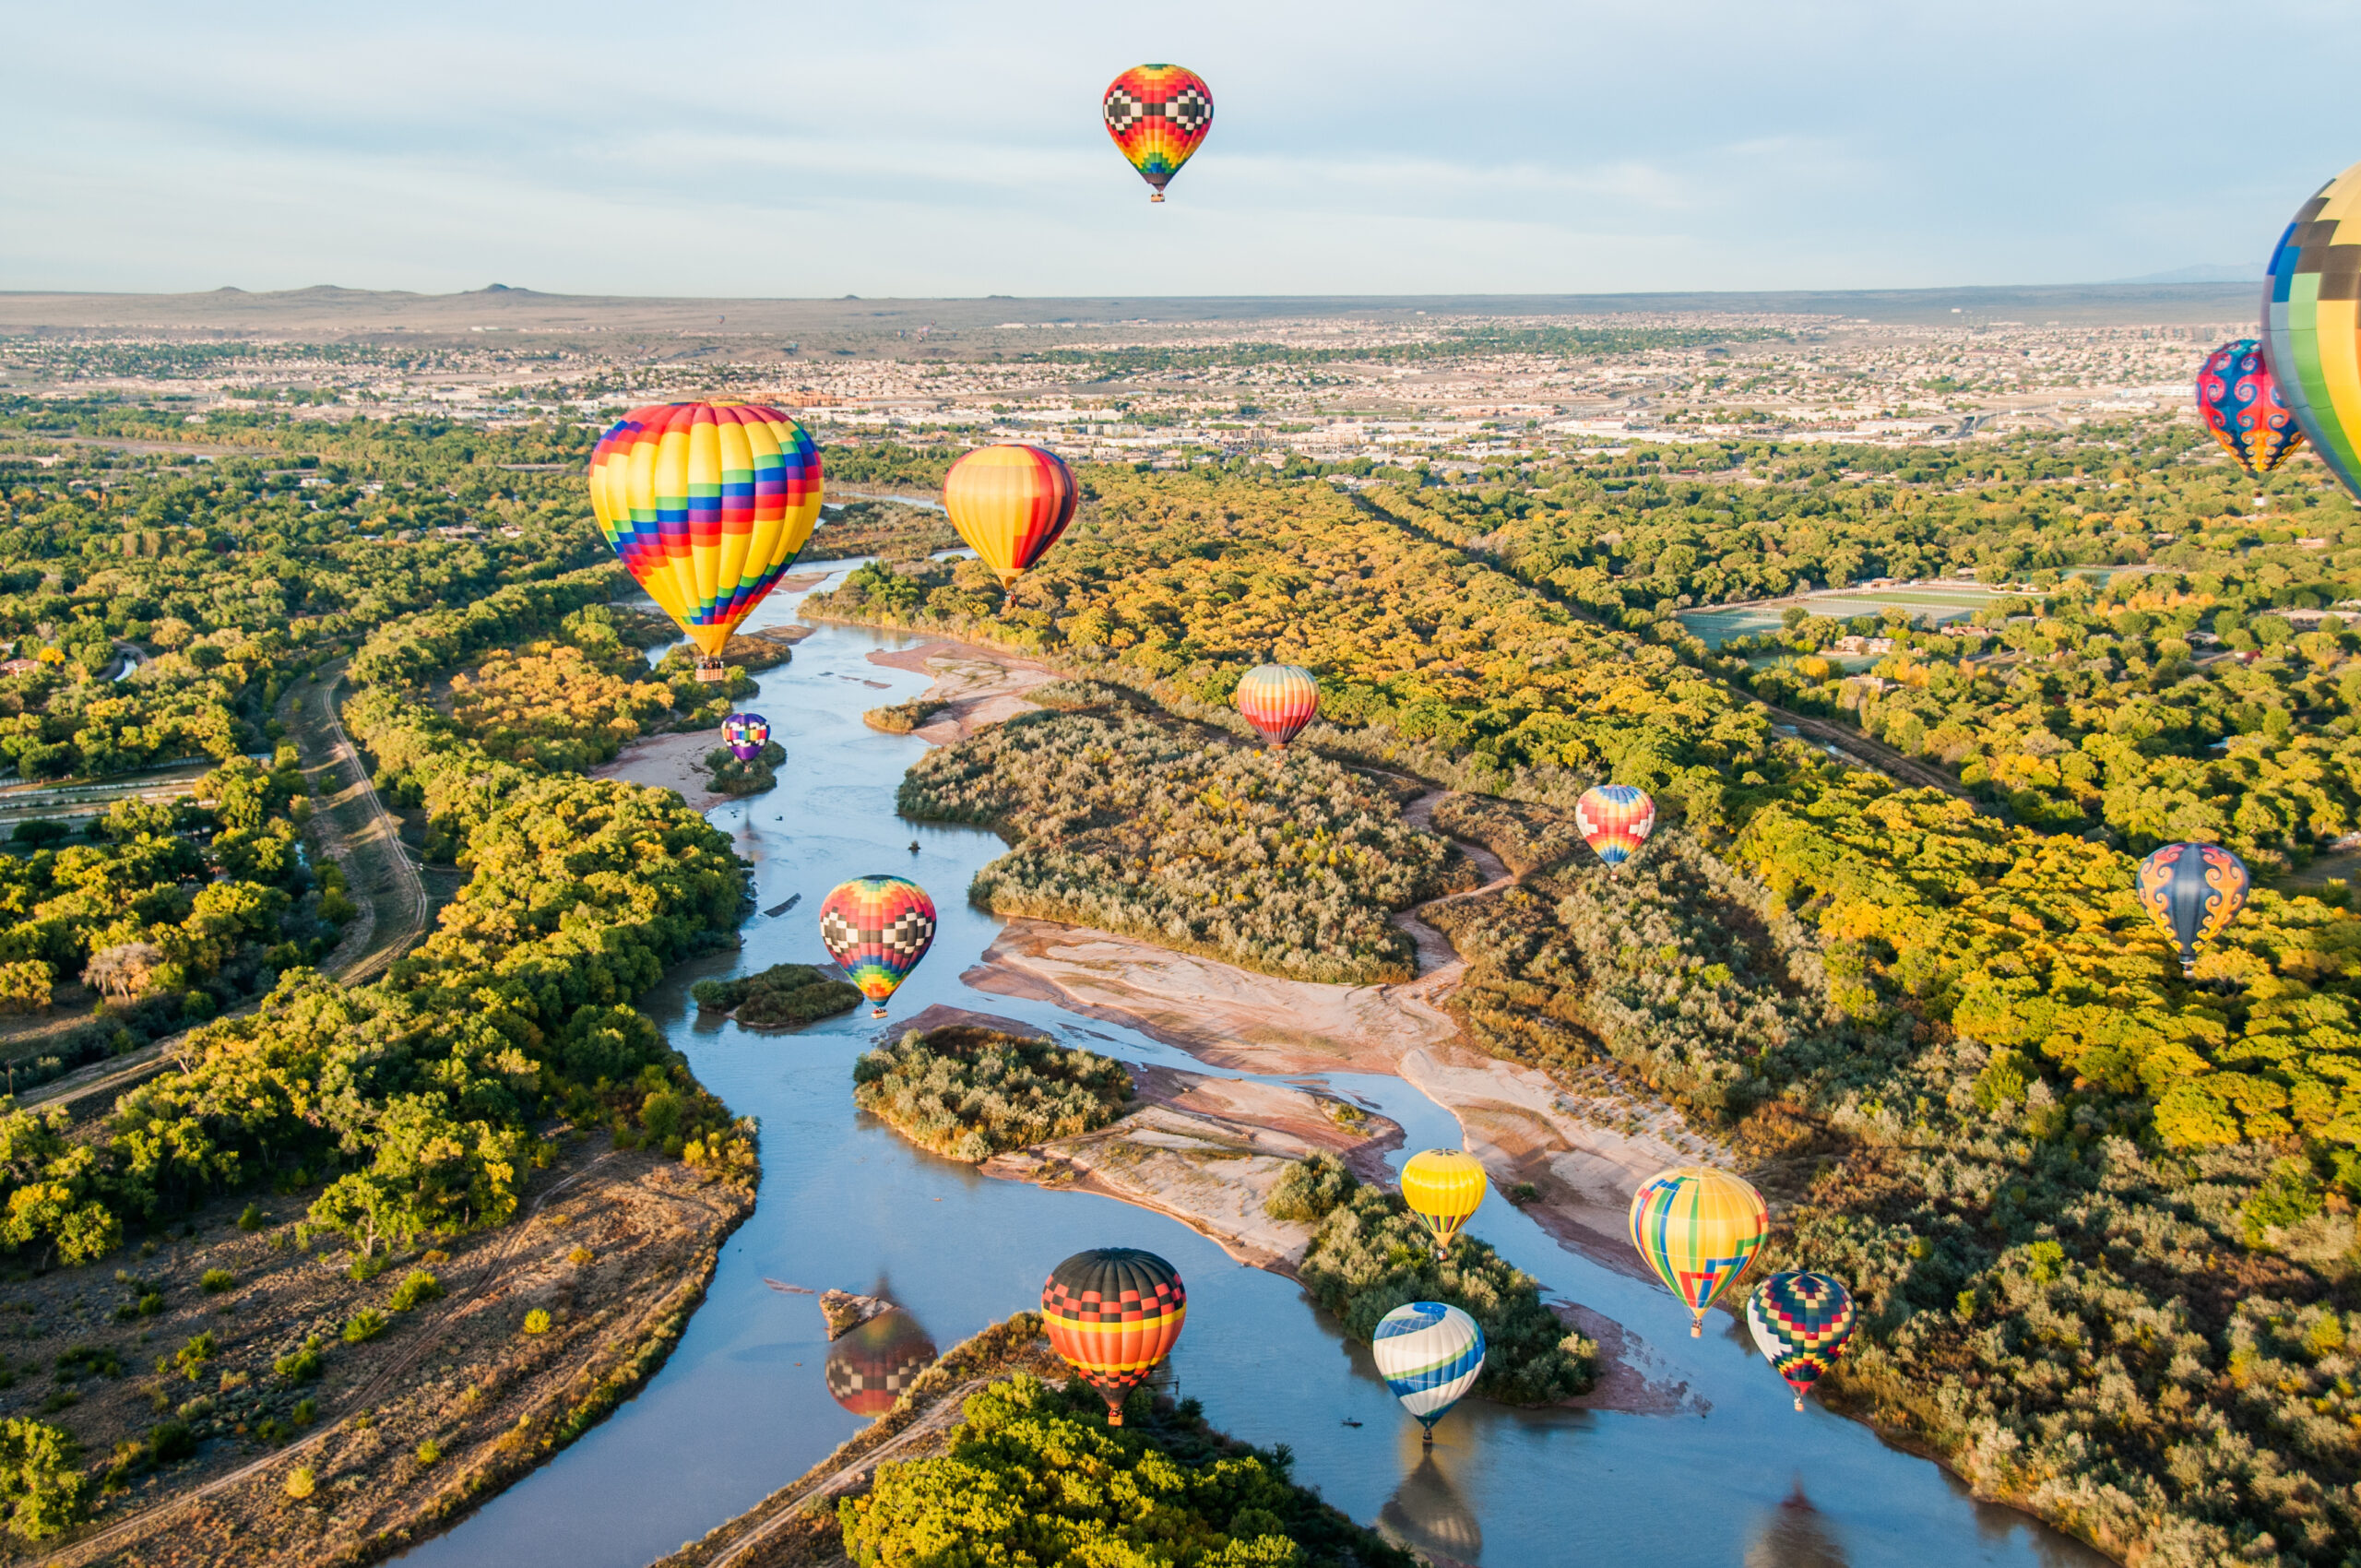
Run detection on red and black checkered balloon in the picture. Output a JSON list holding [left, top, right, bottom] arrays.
[[1041, 1247, 1186, 1425], [1103, 65, 1213, 201]]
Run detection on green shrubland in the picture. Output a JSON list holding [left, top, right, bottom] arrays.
[[853, 1025, 1133, 1163]]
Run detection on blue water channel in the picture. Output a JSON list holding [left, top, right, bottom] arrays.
[[397, 568, 2108, 1568]]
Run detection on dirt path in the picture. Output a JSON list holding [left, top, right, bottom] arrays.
[[1391, 789, 1513, 991]]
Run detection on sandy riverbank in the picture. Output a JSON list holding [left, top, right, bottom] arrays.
[[864, 637, 1057, 742], [588, 731, 737, 813]]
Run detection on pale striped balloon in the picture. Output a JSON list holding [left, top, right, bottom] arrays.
[[1371, 1301, 1485, 1437]]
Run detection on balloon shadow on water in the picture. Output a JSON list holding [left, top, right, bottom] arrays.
[[1378, 1443, 1483, 1566], [1745, 1479, 1847, 1568]]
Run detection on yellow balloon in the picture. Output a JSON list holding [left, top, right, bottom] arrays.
[[1628, 1166, 1768, 1336], [1401, 1148, 1488, 1258], [943, 445, 1078, 588]]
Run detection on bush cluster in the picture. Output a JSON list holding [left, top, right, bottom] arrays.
[[691, 962, 861, 1028], [853, 1025, 1133, 1163]]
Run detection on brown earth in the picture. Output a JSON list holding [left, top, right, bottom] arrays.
[[860, 639, 1056, 742], [6, 1136, 753, 1568], [587, 731, 736, 813]]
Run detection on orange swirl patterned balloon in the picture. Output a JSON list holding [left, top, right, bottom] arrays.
[[1103, 65, 1213, 202], [1575, 784, 1655, 871], [2136, 842, 2249, 972]]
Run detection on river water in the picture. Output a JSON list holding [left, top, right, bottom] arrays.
[[397, 569, 2107, 1568]]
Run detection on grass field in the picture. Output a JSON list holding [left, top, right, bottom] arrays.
[[1679, 583, 2012, 647]]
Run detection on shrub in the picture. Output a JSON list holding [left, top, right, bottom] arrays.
[[146, 1420, 194, 1465], [172, 1332, 216, 1382], [273, 1337, 323, 1383], [523, 1309, 551, 1336], [1264, 1151, 1359, 1223], [387, 1269, 445, 1313], [341, 1310, 386, 1345], [852, 1026, 1133, 1163], [198, 1267, 235, 1294], [690, 963, 863, 1028], [236, 1204, 266, 1232], [283, 1467, 314, 1500], [414, 1439, 441, 1466], [862, 697, 946, 734], [567, 1246, 594, 1267]]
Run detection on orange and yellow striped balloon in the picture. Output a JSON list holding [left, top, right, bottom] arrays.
[[1629, 1166, 1768, 1336], [943, 445, 1077, 587], [1236, 664, 1318, 746], [1401, 1148, 1489, 1258], [587, 402, 823, 656]]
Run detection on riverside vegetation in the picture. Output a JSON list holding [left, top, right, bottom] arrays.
[[894, 684, 1467, 985], [691, 961, 860, 1028], [852, 1024, 1133, 1163], [815, 432, 2361, 1566], [0, 407, 766, 1545]]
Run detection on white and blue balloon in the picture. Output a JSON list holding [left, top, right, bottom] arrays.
[[1371, 1301, 1486, 1444]]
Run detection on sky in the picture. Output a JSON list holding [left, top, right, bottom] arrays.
[[6, 0, 2360, 300]]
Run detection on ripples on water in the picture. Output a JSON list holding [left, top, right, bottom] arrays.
[[397, 571, 2111, 1568]]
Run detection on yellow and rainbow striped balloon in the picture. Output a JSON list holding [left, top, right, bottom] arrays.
[[1629, 1166, 1768, 1336], [587, 402, 823, 659], [943, 444, 1077, 588]]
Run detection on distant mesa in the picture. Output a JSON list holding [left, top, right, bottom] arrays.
[[2110, 264, 2253, 285]]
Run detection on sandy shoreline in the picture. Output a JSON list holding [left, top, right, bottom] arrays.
[[865, 636, 1058, 741], [588, 729, 735, 812]]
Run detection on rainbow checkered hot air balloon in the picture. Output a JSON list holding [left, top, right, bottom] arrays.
[[1630, 1167, 1768, 1337], [721, 712, 770, 763], [943, 445, 1077, 588], [1747, 1272, 1856, 1412], [2136, 842, 2249, 973], [1103, 65, 1213, 202], [2267, 161, 2361, 505], [2197, 340, 2305, 481], [1401, 1148, 1488, 1260], [587, 402, 822, 679], [818, 876, 937, 1017], [1371, 1301, 1485, 1445], [1235, 664, 1318, 746], [1575, 784, 1655, 871], [1042, 1248, 1186, 1426]]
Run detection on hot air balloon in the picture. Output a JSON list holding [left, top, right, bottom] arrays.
[[1236, 664, 1318, 747], [825, 1308, 939, 1418], [1629, 1167, 1768, 1337], [2197, 340, 2305, 482], [587, 402, 823, 682], [2136, 842, 2249, 973], [1103, 65, 1213, 202], [1746, 1272, 1855, 1413], [943, 445, 1077, 588], [1370, 1301, 1485, 1446], [722, 711, 770, 763], [1041, 1247, 1186, 1426], [2268, 161, 2361, 504], [1576, 784, 1655, 871], [818, 876, 937, 1017], [1401, 1149, 1488, 1260]]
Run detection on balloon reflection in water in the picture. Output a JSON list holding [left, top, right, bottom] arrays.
[[1744, 1480, 1849, 1568], [824, 1309, 938, 1419], [1377, 1446, 1482, 1562]]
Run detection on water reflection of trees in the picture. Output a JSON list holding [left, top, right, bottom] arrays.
[[1379, 1452, 1482, 1565], [1746, 1480, 1847, 1568], [824, 1307, 938, 1418]]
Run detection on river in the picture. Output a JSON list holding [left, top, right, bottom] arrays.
[[396, 568, 2108, 1568]]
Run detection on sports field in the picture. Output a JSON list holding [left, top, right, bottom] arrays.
[[1679, 583, 2016, 647]]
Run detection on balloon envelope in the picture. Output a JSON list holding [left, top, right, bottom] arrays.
[[587, 402, 823, 656], [2136, 842, 2249, 971], [2197, 340, 2305, 480], [722, 711, 770, 763], [818, 876, 937, 1014], [1371, 1301, 1485, 1433], [825, 1308, 938, 1418], [1746, 1272, 1856, 1411], [943, 445, 1078, 587], [2267, 163, 2361, 502], [1103, 65, 1213, 200], [1576, 784, 1655, 869], [1236, 664, 1318, 746], [1401, 1148, 1488, 1256], [1629, 1167, 1768, 1335], [1041, 1247, 1186, 1424]]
